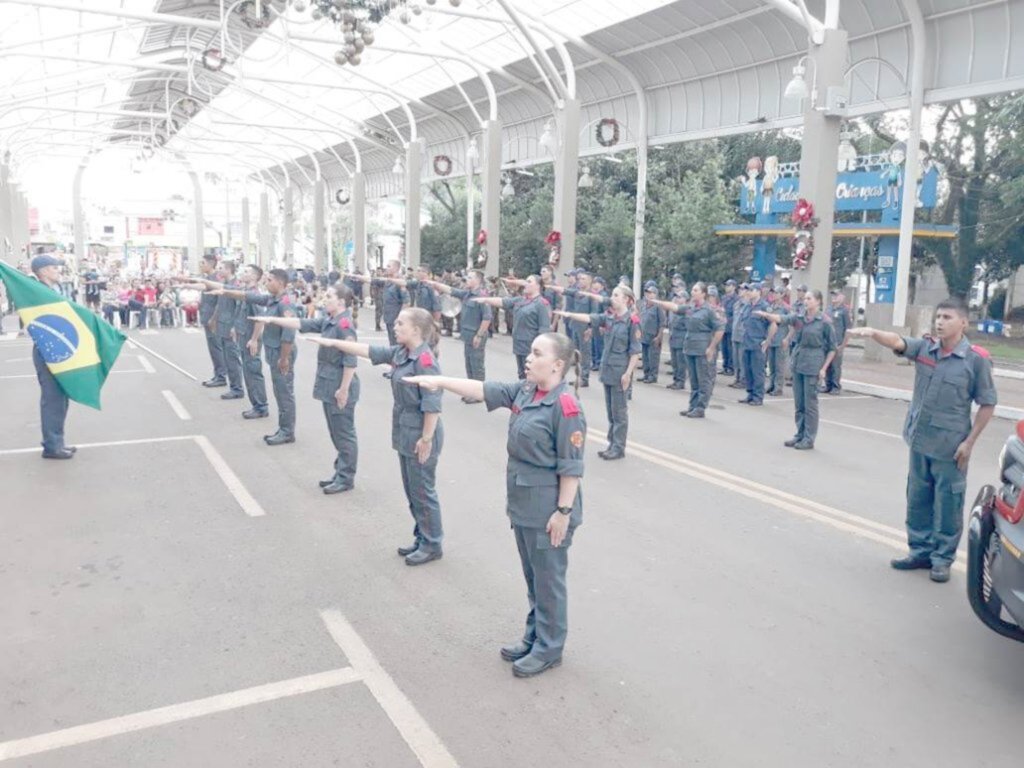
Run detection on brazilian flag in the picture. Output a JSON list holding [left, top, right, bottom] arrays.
[[0, 261, 125, 409]]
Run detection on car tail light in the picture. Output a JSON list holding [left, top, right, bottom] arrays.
[[995, 494, 1024, 524]]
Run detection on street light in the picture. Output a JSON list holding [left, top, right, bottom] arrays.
[[392, 156, 404, 177], [577, 166, 594, 189], [466, 137, 479, 166], [784, 58, 810, 101], [538, 119, 556, 155], [500, 173, 515, 199]]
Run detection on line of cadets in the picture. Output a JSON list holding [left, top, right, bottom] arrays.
[[181, 256, 853, 677]]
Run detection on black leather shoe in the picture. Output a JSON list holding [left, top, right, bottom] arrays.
[[728, 382, 745, 389], [397, 542, 419, 557], [686, 409, 705, 418], [578, 381, 589, 388], [930, 564, 951, 583], [66, 446, 77, 454], [383, 371, 393, 379], [202, 378, 227, 388], [666, 383, 684, 390], [793, 440, 814, 450], [319, 478, 336, 488], [220, 391, 244, 400], [748, 400, 764, 406], [597, 449, 608, 459], [322, 480, 353, 495], [500, 641, 533, 662], [405, 549, 443, 566], [679, 410, 692, 417], [891, 555, 932, 571], [41, 449, 75, 460], [738, 397, 752, 404], [264, 433, 295, 446], [243, 409, 269, 419], [602, 451, 625, 461], [512, 655, 562, 678], [784, 437, 800, 447]]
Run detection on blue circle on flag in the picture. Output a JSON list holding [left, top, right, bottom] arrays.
[[27, 314, 79, 364]]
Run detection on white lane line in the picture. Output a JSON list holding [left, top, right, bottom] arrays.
[[161, 390, 192, 421], [139, 329, 158, 336], [0, 667, 361, 762], [321, 609, 459, 768], [4, 357, 31, 363], [0, 370, 146, 380], [125, 339, 137, 350], [137, 354, 156, 374], [0, 435, 196, 456], [821, 419, 902, 439], [192, 435, 266, 517], [183, 327, 201, 334]]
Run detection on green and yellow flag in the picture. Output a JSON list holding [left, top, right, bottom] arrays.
[[0, 261, 125, 409]]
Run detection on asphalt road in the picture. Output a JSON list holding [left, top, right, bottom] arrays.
[[1, 322, 1022, 768]]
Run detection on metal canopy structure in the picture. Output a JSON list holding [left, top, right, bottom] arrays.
[[3, 0, 1024, 324]]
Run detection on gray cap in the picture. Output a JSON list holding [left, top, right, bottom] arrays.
[[30, 254, 62, 273], [725, 278, 737, 286], [797, 283, 809, 292], [706, 285, 719, 297]]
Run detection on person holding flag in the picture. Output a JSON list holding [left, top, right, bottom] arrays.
[[0, 255, 125, 459]]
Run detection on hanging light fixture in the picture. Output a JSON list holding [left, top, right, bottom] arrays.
[[784, 59, 810, 101], [392, 156, 405, 177], [466, 137, 479, 166], [577, 166, 594, 189], [538, 119, 555, 155], [836, 129, 858, 172], [500, 174, 515, 199]]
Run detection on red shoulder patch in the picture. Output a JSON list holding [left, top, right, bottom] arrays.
[[281, 295, 291, 305], [559, 392, 580, 417], [630, 314, 640, 324], [971, 344, 991, 359], [339, 317, 351, 330], [419, 351, 435, 368], [540, 297, 550, 306]]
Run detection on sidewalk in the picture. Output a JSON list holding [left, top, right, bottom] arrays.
[[841, 346, 1024, 419]]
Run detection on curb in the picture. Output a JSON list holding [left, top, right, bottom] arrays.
[[844, 379, 1024, 422]]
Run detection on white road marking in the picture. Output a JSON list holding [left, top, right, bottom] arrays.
[[0, 370, 146, 380], [820, 419, 902, 439], [0, 435, 196, 456], [183, 327, 200, 334], [192, 435, 266, 517], [4, 357, 31, 363], [139, 329, 158, 336], [137, 354, 156, 373], [588, 430, 967, 574], [125, 340, 137, 350], [321, 609, 459, 768], [0, 667, 361, 762], [161, 390, 192, 421]]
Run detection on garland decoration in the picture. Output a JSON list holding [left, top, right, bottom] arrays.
[[546, 230, 562, 267], [789, 198, 818, 271], [201, 48, 226, 72], [596, 118, 620, 148], [433, 154, 452, 177], [237, 0, 272, 29], [335, 188, 351, 205]]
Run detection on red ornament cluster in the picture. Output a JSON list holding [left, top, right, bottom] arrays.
[[546, 230, 562, 268], [789, 198, 819, 271]]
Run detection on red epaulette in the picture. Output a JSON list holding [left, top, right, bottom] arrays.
[[281, 295, 291, 304], [971, 344, 991, 359], [541, 297, 550, 306], [419, 351, 435, 368], [339, 317, 351, 330], [559, 392, 580, 417], [630, 314, 640, 324]]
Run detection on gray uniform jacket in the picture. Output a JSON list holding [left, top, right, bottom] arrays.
[[235, 290, 265, 339], [483, 380, 586, 529], [215, 280, 242, 338], [590, 311, 641, 385], [199, 289, 218, 324], [407, 280, 440, 314], [368, 342, 444, 459], [896, 336, 998, 460], [376, 281, 409, 325], [830, 305, 852, 342], [668, 292, 689, 350], [768, 302, 789, 347], [300, 310, 360, 404], [639, 300, 665, 343], [248, 292, 297, 348], [502, 296, 552, 355], [678, 301, 724, 355], [452, 287, 493, 341], [542, 286, 561, 313], [740, 300, 772, 349], [782, 313, 835, 375], [732, 300, 748, 338]]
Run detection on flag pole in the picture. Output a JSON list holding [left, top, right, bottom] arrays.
[[124, 336, 199, 382]]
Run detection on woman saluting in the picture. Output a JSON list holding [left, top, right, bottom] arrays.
[[405, 332, 585, 678], [308, 307, 445, 566]]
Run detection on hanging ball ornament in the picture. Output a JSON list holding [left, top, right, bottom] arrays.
[[362, 29, 375, 44], [426, 0, 436, 5], [342, 9, 356, 23], [312, 7, 322, 19], [349, 53, 362, 66], [344, 42, 357, 56], [400, 9, 411, 23], [343, 29, 356, 43], [412, 3, 423, 15], [449, 0, 461, 6], [353, 37, 365, 52], [292, 0, 307, 12], [335, 49, 347, 65]]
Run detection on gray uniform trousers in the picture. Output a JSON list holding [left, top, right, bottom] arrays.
[[323, 395, 358, 487], [221, 336, 244, 394], [463, 338, 486, 381], [733, 340, 745, 384], [204, 326, 226, 380], [826, 348, 844, 390], [743, 347, 767, 402], [906, 451, 966, 566], [385, 322, 398, 346], [686, 353, 712, 411], [670, 347, 687, 387], [604, 383, 629, 453], [241, 341, 268, 412], [399, 454, 443, 553], [33, 347, 69, 453], [265, 346, 297, 436], [572, 325, 592, 384], [514, 525, 571, 662], [641, 342, 661, 380], [767, 346, 783, 392], [792, 372, 820, 442]]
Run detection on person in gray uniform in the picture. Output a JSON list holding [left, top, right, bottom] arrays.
[[260, 284, 360, 494], [248, 269, 298, 445], [409, 265, 441, 322], [309, 307, 445, 565], [428, 269, 493, 403], [556, 285, 640, 460], [738, 283, 776, 406], [350, 260, 408, 346], [637, 282, 666, 384], [213, 260, 245, 400], [756, 289, 835, 450], [475, 275, 552, 380], [765, 286, 789, 396], [729, 284, 749, 389], [665, 286, 689, 391], [652, 281, 724, 419], [824, 289, 852, 393], [568, 272, 595, 384], [849, 297, 997, 583], [198, 253, 226, 388], [404, 331, 585, 678], [539, 264, 561, 330]]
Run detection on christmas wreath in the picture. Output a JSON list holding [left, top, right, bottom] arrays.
[[596, 118, 620, 148], [789, 198, 819, 271], [238, 0, 271, 29], [335, 188, 350, 205], [201, 48, 226, 72], [545, 230, 562, 247], [433, 154, 452, 177], [546, 230, 562, 267]]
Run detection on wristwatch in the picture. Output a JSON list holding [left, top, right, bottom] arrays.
[[556, 505, 572, 516]]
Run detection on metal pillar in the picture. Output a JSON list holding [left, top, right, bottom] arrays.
[[0, 164, 12, 263], [241, 195, 251, 260], [352, 171, 366, 273], [259, 190, 272, 268], [404, 138, 423, 268], [480, 119, 501, 278], [796, 29, 847, 296], [466, 150, 475, 270], [282, 184, 294, 267], [552, 99, 581, 276], [314, 177, 326, 274], [73, 162, 86, 264], [189, 171, 204, 267], [12, 187, 30, 259]]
